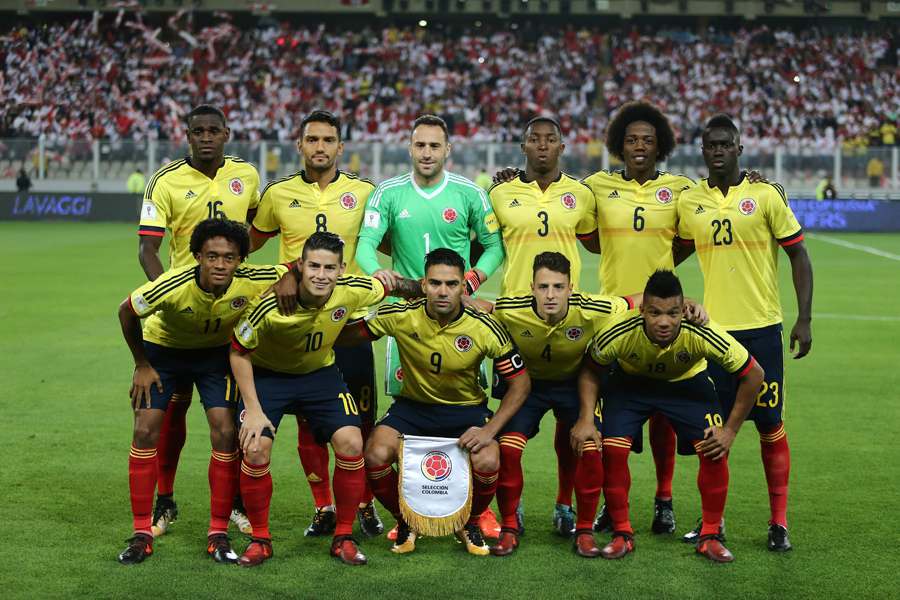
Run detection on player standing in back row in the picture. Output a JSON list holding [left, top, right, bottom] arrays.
[[137, 104, 260, 537], [675, 114, 813, 552]]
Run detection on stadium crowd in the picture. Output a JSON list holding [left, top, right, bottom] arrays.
[[1, 14, 899, 153]]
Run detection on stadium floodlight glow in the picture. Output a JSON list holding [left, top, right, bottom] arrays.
[[794, 75, 801, 83], [420, 19, 428, 26], [478, 57, 485, 63]]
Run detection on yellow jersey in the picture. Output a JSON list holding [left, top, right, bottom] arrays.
[[588, 310, 754, 382], [489, 172, 597, 295], [582, 169, 695, 296], [251, 169, 375, 272], [493, 292, 632, 381], [128, 263, 288, 349], [232, 276, 386, 375], [360, 300, 525, 405], [676, 175, 804, 331], [138, 156, 261, 269]]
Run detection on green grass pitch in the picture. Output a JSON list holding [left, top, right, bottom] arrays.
[[0, 223, 898, 599]]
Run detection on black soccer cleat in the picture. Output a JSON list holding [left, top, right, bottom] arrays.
[[651, 498, 676, 534], [207, 533, 239, 564], [683, 517, 725, 544], [516, 498, 525, 536], [552, 503, 576, 538], [118, 533, 153, 564], [357, 501, 384, 537], [767, 523, 792, 552], [304, 507, 337, 537], [593, 504, 614, 533]]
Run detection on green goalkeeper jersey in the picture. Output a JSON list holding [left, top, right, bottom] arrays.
[[355, 171, 505, 280]]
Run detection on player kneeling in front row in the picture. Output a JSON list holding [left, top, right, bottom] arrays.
[[337, 248, 531, 556], [230, 232, 422, 567], [579, 270, 764, 563], [118, 219, 289, 565]]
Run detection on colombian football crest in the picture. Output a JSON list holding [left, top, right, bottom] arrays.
[[239, 410, 246, 423], [421, 451, 452, 482], [656, 187, 673, 204], [340, 193, 357, 210], [676, 351, 693, 363], [739, 198, 757, 215], [229, 178, 244, 195], [442, 207, 458, 223], [565, 327, 584, 341], [560, 192, 577, 210], [455, 335, 473, 352], [394, 366, 404, 382], [230, 297, 248, 310], [331, 306, 348, 322]]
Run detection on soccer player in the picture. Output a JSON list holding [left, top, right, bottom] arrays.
[[117, 218, 286, 565], [675, 114, 814, 551], [580, 270, 765, 563], [249, 110, 383, 538], [355, 114, 505, 536], [137, 104, 260, 537], [338, 248, 531, 556], [229, 232, 423, 567]]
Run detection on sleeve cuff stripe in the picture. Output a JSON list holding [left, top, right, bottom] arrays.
[[231, 336, 253, 353], [250, 224, 279, 238], [576, 229, 599, 240], [734, 356, 755, 378], [777, 231, 804, 246], [503, 369, 527, 380], [360, 321, 378, 340], [622, 296, 634, 310], [138, 227, 166, 236], [126, 297, 139, 317], [679, 238, 695, 245]]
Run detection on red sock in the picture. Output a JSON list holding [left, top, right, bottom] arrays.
[[129, 445, 158, 536], [554, 420, 577, 506], [497, 434, 527, 529], [649, 412, 676, 500], [695, 442, 729, 536], [157, 394, 191, 496], [601, 438, 633, 535], [359, 422, 375, 505], [240, 458, 272, 540], [469, 468, 500, 524], [297, 419, 332, 507], [208, 450, 239, 536], [574, 441, 603, 530], [760, 423, 790, 527], [366, 463, 401, 521], [333, 453, 366, 537]]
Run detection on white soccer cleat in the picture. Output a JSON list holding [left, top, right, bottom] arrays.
[[230, 509, 253, 535]]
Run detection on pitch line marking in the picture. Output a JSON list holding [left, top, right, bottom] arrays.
[[784, 312, 900, 322], [806, 233, 900, 261]]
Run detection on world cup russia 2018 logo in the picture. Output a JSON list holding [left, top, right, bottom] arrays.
[[422, 451, 452, 481], [230, 178, 244, 195], [739, 198, 757, 215], [560, 193, 577, 210], [656, 187, 673, 204], [442, 207, 458, 223], [340, 193, 357, 210]]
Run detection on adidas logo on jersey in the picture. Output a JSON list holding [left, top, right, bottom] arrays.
[[185, 190, 197, 199], [695, 206, 705, 214], [608, 190, 620, 198], [520, 330, 534, 338], [180, 307, 194, 314], [408, 332, 421, 341], [509, 199, 522, 208], [289, 324, 301, 329], [398, 209, 412, 218], [628, 352, 640, 360], [289, 199, 301, 208]]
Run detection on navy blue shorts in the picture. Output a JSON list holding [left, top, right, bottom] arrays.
[[139, 342, 239, 412], [240, 364, 361, 443], [286, 345, 378, 423], [377, 396, 494, 439], [603, 369, 723, 456], [707, 325, 784, 425], [500, 378, 602, 439]]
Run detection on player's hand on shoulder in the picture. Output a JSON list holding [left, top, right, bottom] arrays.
[[460, 295, 488, 314], [240, 409, 276, 454], [264, 268, 300, 316], [698, 425, 736, 461], [569, 418, 601, 459], [130, 362, 162, 411], [458, 426, 493, 454], [492, 167, 519, 184], [372, 269, 403, 291], [682, 299, 710, 326], [789, 319, 812, 359], [744, 169, 769, 184]]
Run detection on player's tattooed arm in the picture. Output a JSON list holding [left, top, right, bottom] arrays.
[[387, 276, 424, 300], [783, 239, 813, 359], [118, 300, 162, 410]]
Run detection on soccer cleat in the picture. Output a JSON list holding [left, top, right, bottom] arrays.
[[516, 499, 525, 536], [207, 533, 239, 565], [229, 509, 253, 535], [683, 517, 725, 544], [357, 501, 384, 537], [696, 534, 734, 563], [331, 535, 367, 566], [573, 529, 602, 558], [600, 531, 636, 560], [303, 507, 336, 537], [391, 521, 417, 554], [386, 524, 398, 540], [478, 507, 501, 539], [552, 503, 576, 538], [455, 522, 491, 556], [592, 504, 614, 533], [118, 533, 153, 564], [150, 497, 178, 537], [767, 523, 792, 552], [490, 528, 520, 556], [651, 498, 676, 534], [238, 537, 273, 567]]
